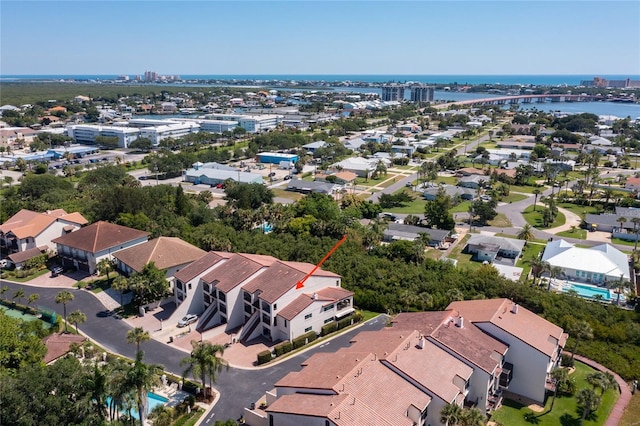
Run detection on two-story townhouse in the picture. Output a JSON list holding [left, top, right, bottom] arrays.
[[112, 237, 205, 279], [52, 221, 149, 274], [448, 299, 568, 405], [392, 311, 509, 413], [0, 209, 88, 255]]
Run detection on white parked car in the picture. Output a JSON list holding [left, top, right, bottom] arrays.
[[177, 314, 198, 327]]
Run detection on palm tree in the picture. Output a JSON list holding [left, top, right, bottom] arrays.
[[96, 258, 114, 283], [80, 362, 109, 422], [107, 358, 135, 422], [440, 403, 463, 426], [111, 275, 129, 307], [12, 287, 25, 306], [0, 285, 8, 301], [532, 188, 541, 212], [127, 327, 151, 355], [460, 408, 486, 426], [26, 293, 40, 308], [55, 290, 74, 333], [127, 351, 164, 425], [517, 224, 534, 241], [181, 341, 229, 395], [631, 217, 640, 251], [568, 320, 593, 363], [617, 216, 627, 233], [149, 405, 174, 426], [611, 276, 627, 305], [586, 371, 616, 396], [67, 309, 87, 334], [527, 258, 549, 287], [576, 388, 601, 425]]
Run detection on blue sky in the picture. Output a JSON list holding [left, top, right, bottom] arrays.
[[1, 1, 639, 75]]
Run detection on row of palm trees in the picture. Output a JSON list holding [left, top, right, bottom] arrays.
[[439, 404, 486, 426]]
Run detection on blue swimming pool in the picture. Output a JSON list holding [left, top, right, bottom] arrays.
[[564, 283, 611, 300], [107, 391, 168, 419]]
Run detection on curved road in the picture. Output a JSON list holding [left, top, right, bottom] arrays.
[[0, 280, 386, 423]]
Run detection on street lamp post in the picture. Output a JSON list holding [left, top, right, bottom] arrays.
[[154, 164, 159, 186]]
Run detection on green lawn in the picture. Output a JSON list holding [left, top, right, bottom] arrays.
[[501, 193, 528, 203], [522, 205, 566, 229], [618, 391, 640, 426], [490, 361, 619, 426], [556, 228, 588, 240], [435, 176, 458, 185], [558, 203, 601, 220], [386, 197, 427, 214], [517, 242, 546, 281], [488, 213, 513, 228], [510, 184, 546, 194], [450, 201, 472, 214], [610, 237, 637, 248], [272, 188, 304, 201]]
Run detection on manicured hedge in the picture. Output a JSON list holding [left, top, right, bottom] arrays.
[[274, 341, 293, 356], [257, 350, 273, 365], [321, 321, 338, 336], [292, 331, 317, 349]]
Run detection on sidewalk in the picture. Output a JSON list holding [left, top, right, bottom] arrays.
[[545, 207, 583, 234], [571, 353, 633, 426]]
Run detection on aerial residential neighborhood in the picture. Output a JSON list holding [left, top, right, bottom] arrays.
[[1, 1, 640, 426]]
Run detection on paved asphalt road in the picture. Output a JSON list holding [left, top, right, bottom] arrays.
[[0, 280, 387, 422]]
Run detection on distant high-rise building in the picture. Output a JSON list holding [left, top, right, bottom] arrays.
[[144, 71, 158, 82], [381, 84, 405, 101], [409, 84, 435, 102]]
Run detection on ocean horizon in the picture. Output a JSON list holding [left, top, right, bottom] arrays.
[[2, 74, 640, 86]]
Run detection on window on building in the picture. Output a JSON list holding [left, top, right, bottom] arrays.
[[261, 301, 270, 313], [218, 292, 226, 302], [323, 304, 334, 312], [188, 283, 192, 290], [273, 304, 277, 311], [324, 318, 334, 324], [273, 317, 277, 326], [305, 326, 312, 333], [284, 319, 288, 328], [305, 313, 312, 320]]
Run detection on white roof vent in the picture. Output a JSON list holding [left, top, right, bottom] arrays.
[[511, 304, 519, 314], [456, 316, 464, 328], [313, 293, 318, 300]]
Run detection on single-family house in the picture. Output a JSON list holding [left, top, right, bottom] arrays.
[[0, 209, 88, 255], [448, 299, 567, 405], [424, 184, 475, 201], [465, 235, 525, 263], [112, 237, 206, 279], [458, 175, 485, 189], [541, 239, 630, 284], [383, 222, 450, 247], [286, 179, 339, 195], [52, 221, 149, 274], [625, 177, 640, 193], [302, 141, 327, 154]]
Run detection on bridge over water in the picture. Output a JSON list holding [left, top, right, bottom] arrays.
[[436, 93, 597, 109]]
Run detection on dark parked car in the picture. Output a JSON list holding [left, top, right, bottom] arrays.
[[51, 266, 64, 277], [97, 310, 115, 317]]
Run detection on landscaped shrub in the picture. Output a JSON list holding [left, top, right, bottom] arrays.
[[274, 341, 292, 357], [257, 350, 273, 365], [561, 353, 574, 368], [337, 314, 355, 330], [181, 381, 199, 395], [321, 321, 338, 336], [292, 331, 317, 349]]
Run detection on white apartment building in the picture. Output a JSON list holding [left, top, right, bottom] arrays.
[[204, 113, 282, 133], [196, 119, 239, 134], [172, 251, 353, 343], [139, 122, 200, 146], [68, 125, 140, 148]]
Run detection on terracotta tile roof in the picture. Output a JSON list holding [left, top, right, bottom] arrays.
[[241, 261, 306, 304], [316, 286, 353, 301], [281, 260, 342, 278], [7, 247, 46, 264], [276, 351, 373, 390], [1, 209, 87, 240], [266, 393, 348, 417], [112, 237, 205, 273], [276, 294, 316, 321], [59, 212, 89, 225], [42, 333, 86, 364], [393, 311, 508, 374], [51, 221, 149, 253], [206, 253, 273, 292], [384, 333, 473, 403], [447, 298, 566, 358], [273, 345, 431, 425], [173, 251, 228, 283], [332, 171, 358, 182]]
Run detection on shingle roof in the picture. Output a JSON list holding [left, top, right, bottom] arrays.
[[466, 234, 525, 253], [112, 237, 206, 273], [384, 223, 449, 242], [447, 298, 567, 358], [173, 251, 228, 283], [7, 247, 46, 264], [51, 221, 149, 253]]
